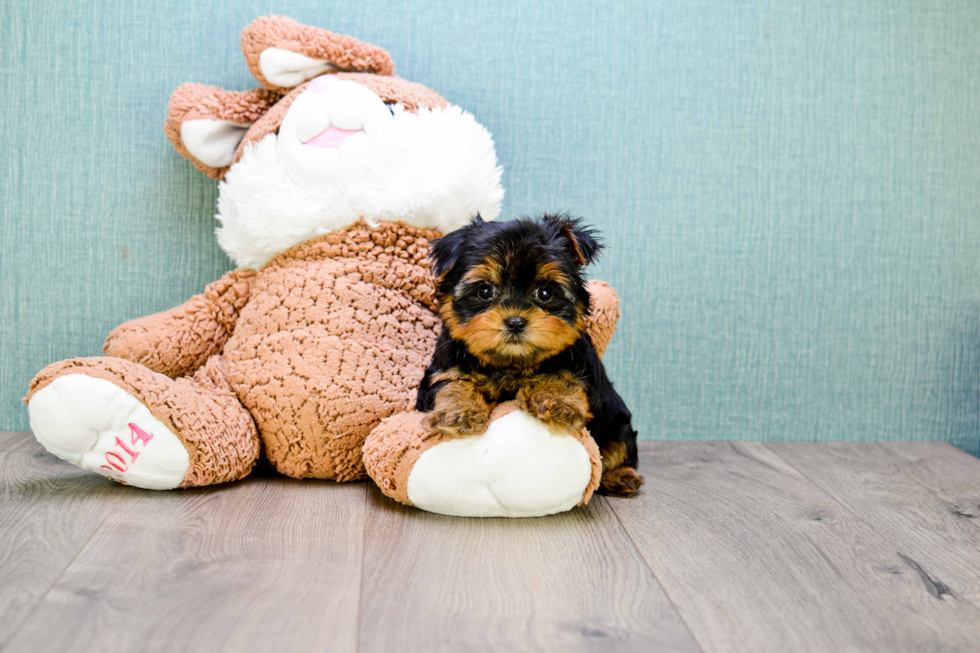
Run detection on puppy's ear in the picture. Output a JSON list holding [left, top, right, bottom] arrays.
[[546, 214, 603, 267], [430, 214, 485, 279]]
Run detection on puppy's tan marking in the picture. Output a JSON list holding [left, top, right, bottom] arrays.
[[599, 441, 628, 471], [439, 299, 461, 335], [461, 259, 502, 285], [535, 260, 571, 286], [431, 367, 461, 384], [598, 466, 644, 496], [559, 221, 591, 267]]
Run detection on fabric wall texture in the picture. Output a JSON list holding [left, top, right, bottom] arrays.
[[2, 0, 979, 454]]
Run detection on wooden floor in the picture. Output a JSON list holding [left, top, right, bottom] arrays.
[[2, 433, 980, 653]]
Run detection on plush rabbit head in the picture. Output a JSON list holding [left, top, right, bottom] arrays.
[[165, 16, 504, 269]]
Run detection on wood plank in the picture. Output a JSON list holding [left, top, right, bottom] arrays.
[[883, 442, 980, 518], [4, 471, 367, 653], [358, 485, 701, 653], [0, 431, 35, 454], [767, 442, 980, 608], [608, 442, 980, 653], [0, 433, 120, 647]]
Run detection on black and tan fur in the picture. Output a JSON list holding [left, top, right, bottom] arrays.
[[417, 214, 643, 496]]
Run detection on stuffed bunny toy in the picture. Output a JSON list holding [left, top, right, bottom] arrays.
[[25, 16, 621, 517]]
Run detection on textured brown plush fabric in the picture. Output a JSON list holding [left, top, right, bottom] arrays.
[[241, 15, 396, 90], [103, 269, 255, 379], [581, 427, 603, 500], [27, 356, 260, 487], [363, 401, 603, 507], [222, 221, 443, 481], [583, 280, 620, 357]]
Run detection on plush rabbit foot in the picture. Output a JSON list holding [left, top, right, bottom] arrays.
[[28, 374, 190, 490], [26, 356, 260, 489], [363, 402, 602, 518]]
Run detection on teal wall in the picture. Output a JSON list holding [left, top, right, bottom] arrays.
[[3, 0, 980, 454]]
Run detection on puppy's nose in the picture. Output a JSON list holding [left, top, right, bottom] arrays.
[[505, 316, 527, 333]]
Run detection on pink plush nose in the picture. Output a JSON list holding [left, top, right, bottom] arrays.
[[309, 75, 341, 93]]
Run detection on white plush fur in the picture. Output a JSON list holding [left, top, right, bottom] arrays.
[[216, 80, 504, 269], [28, 375, 190, 490], [406, 410, 594, 518]]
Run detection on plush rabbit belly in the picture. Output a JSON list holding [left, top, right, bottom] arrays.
[[26, 16, 623, 517]]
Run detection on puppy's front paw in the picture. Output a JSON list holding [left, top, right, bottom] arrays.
[[517, 379, 590, 433], [425, 381, 491, 438], [522, 394, 586, 432], [425, 404, 489, 438]]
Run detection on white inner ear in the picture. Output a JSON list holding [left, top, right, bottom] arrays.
[[180, 119, 252, 168], [260, 48, 336, 88]]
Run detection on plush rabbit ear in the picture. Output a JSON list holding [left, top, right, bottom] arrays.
[[164, 83, 281, 179], [240, 15, 395, 92]]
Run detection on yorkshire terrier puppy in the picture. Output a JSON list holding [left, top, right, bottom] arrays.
[[417, 214, 643, 496]]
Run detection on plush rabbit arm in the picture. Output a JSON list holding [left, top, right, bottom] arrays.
[[584, 280, 620, 356], [103, 270, 255, 379]]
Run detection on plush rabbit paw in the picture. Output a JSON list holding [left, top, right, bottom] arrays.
[[363, 402, 601, 518], [27, 374, 190, 490]]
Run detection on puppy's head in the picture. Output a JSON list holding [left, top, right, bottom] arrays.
[[431, 213, 602, 368]]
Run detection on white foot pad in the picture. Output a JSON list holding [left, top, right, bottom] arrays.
[[406, 410, 594, 518], [28, 374, 190, 490]]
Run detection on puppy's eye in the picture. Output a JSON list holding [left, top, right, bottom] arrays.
[[477, 284, 496, 301], [536, 286, 553, 303]]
